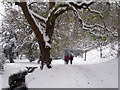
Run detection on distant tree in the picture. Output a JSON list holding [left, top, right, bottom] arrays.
[[1, 4, 40, 62]]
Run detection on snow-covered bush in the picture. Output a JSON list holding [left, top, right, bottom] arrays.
[[8, 67, 37, 90]]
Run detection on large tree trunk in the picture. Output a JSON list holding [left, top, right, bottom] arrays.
[[19, 2, 54, 69], [38, 26, 55, 69], [38, 43, 52, 69]]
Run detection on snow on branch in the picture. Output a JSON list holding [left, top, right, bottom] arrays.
[[53, 2, 93, 21], [67, 1, 117, 38], [87, 7, 107, 29], [87, 8, 103, 18], [67, 2, 101, 36], [28, 1, 94, 24], [46, 4, 58, 22], [82, 0, 94, 5], [69, 1, 94, 10], [67, 2, 83, 23], [83, 23, 117, 37], [85, 8, 117, 37], [34, 2, 94, 24], [30, 10, 46, 23], [26, 4, 51, 48], [46, 3, 69, 23], [67, 2, 103, 36], [54, 7, 67, 14], [54, 4, 72, 18], [66, 1, 95, 23]]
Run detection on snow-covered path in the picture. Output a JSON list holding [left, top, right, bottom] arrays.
[[1, 57, 118, 88], [0, 47, 118, 89], [26, 58, 118, 88]]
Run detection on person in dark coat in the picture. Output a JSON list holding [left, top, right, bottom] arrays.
[[70, 54, 73, 64]]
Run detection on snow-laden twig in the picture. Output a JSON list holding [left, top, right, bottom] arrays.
[[82, 0, 94, 5], [68, 2, 117, 38], [67, 3, 82, 23], [30, 10, 47, 23], [83, 22, 118, 37], [69, 1, 94, 10], [46, 3, 70, 23], [87, 7, 117, 37], [46, 4, 58, 22], [54, 7, 67, 14], [87, 7, 107, 29]]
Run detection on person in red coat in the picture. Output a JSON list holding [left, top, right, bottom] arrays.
[[65, 55, 69, 64]]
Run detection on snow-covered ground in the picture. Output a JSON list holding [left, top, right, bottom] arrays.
[[0, 46, 118, 89]]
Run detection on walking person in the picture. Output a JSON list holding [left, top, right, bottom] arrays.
[[65, 55, 69, 64], [70, 54, 73, 64]]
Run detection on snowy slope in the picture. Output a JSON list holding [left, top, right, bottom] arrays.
[[26, 58, 117, 88], [0, 46, 118, 89]]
